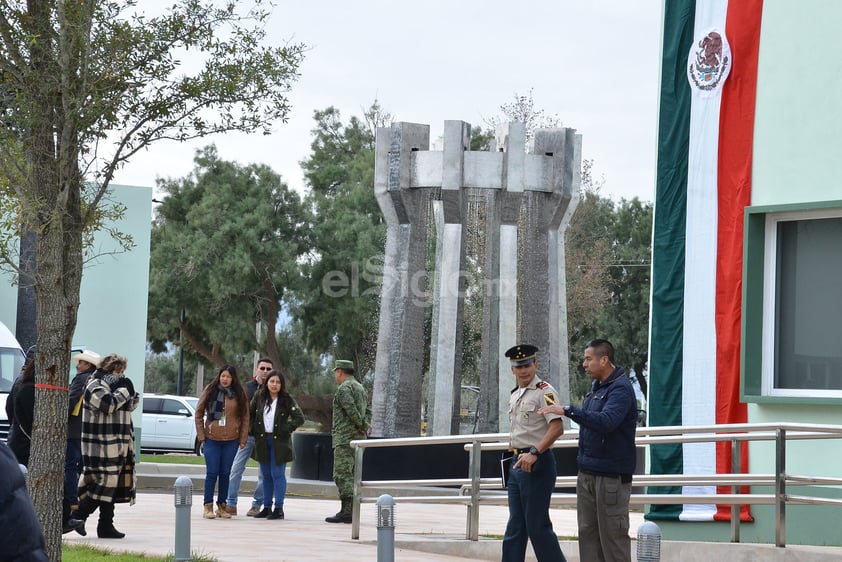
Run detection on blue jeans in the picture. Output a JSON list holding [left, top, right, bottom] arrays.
[[64, 438, 83, 506], [259, 438, 287, 509], [202, 438, 239, 505], [502, 452, 566, 562], [226, 434, 263, 508]]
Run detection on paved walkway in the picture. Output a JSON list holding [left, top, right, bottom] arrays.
[[63, 491, 596, 561], [67, 463, 842, 561]]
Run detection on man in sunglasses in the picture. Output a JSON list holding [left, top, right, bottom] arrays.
[[224, 357, 273, 516]]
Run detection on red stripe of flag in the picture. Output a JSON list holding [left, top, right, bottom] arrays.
[[714, 0, 764, 522]]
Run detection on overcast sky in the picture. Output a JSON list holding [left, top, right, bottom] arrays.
[[114, 1, 663, 203]]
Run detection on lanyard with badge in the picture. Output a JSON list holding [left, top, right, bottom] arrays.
[[218, 401, 227, 427]]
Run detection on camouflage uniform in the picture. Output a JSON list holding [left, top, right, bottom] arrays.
[[332, 376, 371, 498], [328, 361, 371, 522]]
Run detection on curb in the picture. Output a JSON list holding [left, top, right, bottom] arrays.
[[136, 462, 339, 498]]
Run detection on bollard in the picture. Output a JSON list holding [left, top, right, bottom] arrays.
[[376, 494, 396, 562], [173, 475, 193, 562], [637, 520, 662, 562]]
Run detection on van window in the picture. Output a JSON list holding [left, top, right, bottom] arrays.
[[0, 348, 25, 392]]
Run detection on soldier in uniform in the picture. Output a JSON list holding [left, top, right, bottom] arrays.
[[325, 359, 371, 524], [502, 344, 567, 562]]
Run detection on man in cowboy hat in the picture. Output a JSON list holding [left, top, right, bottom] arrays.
[[65, 349, 101, 535]]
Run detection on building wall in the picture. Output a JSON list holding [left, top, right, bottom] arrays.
[[752, 1, 842, 206], [1, 184, 152, 426]]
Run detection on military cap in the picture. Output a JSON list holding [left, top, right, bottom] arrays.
[[505, 344, 539, 366], [333, 359, 355, 372]]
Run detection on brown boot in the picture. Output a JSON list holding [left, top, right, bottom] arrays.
[[203, 503, 216, 519], [216, 502, 232, 519]]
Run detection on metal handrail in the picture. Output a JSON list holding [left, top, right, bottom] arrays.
[[349, 422, 842, 546]]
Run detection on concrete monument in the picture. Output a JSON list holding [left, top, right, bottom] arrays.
[[371, 121, 580, 437]]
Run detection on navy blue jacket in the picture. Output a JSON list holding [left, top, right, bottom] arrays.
[[567, 366, 637, 476], [0, 441, 48, 561], [68, 367, 95, 440]]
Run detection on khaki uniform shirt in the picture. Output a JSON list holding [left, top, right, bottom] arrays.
[[508, 375, 563, 449]]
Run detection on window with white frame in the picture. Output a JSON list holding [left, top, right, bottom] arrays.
[[762, 209, 842, 397]]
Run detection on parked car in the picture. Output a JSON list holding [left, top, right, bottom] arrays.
[[141, 393, 201, 455]]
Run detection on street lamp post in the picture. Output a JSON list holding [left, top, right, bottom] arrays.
[[177, 307, 185, 395]]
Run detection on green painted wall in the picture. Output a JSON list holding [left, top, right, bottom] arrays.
[[1, 184, 151, 431], [753, 0, 842, 206]]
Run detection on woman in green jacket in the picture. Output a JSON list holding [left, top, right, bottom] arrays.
[[250, 370, 305, 520]]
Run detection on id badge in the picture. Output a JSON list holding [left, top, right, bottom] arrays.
[[218, 415, 227, 427]]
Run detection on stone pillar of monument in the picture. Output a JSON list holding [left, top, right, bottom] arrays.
[[494, 122, 526, 433], [427, 121, 470, 436], [537, 128, 581, 412], [370, 122, 431, 438]]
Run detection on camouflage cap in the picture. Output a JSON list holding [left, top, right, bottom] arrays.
[[333, 359, 355, 372]]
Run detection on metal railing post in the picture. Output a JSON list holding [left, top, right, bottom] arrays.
[[467, 439, 481, 541], [730, 437, 740, 543], [351, 445, 364, 540], [775, 428, 786, 548]]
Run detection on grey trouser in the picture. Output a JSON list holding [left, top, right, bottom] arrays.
[[576, 471, 631, 562]]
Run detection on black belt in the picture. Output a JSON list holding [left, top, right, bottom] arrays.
[[580, 468, 633, 483]]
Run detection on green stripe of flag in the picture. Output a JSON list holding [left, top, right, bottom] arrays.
[[647, 0, 695, 519]]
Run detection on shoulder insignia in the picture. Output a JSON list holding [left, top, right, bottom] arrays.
[[543, 392, 557, 406], [536, 381, 549, 389]]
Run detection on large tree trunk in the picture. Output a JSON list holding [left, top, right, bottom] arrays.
[[25, 3, 85, 555], [27, 146, 85, 562]]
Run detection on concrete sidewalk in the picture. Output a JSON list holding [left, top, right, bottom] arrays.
[[70, 462, 841, 561], [63, 490, 585, 562]]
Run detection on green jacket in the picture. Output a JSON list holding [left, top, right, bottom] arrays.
[[331, 377, 371, 447], [250, 394, 305, 466]]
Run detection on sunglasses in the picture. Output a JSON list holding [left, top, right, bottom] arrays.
[[257, 366, 272, 371]]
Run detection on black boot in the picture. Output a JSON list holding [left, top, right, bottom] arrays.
[[62, 500, 86, 535], [69, 497, 99, 537], [62, 518, 86, 535], [325, 497, 352, 523], [266, 507, 284, 520], [96, 502, 125, 539], [254, 507, 271, 518]]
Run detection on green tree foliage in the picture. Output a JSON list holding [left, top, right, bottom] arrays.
[[143, 352, 201, 396], [564, 162, 653, 401], [147, 145, 309, 375], [0, 2, 303, 552], [294, 104, 389, 375]]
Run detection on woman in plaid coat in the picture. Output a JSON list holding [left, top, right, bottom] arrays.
[[74, 353, 139, 539]]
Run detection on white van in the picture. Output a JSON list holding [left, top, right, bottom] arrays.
[[0, 321, 26, 441]]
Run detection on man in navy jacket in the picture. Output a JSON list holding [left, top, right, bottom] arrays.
[[539, 339, 637, 562]]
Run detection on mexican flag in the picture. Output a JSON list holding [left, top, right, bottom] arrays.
[[648, 0, 763, 521]]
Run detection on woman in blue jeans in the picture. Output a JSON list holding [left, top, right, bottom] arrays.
[[195, 365, 249, 519], [250, 370, 305, 520]]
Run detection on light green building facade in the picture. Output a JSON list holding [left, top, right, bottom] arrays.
[[0, 184, 152, 428]]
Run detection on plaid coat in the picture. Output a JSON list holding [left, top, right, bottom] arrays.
[[78, 375, 139, 504]]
